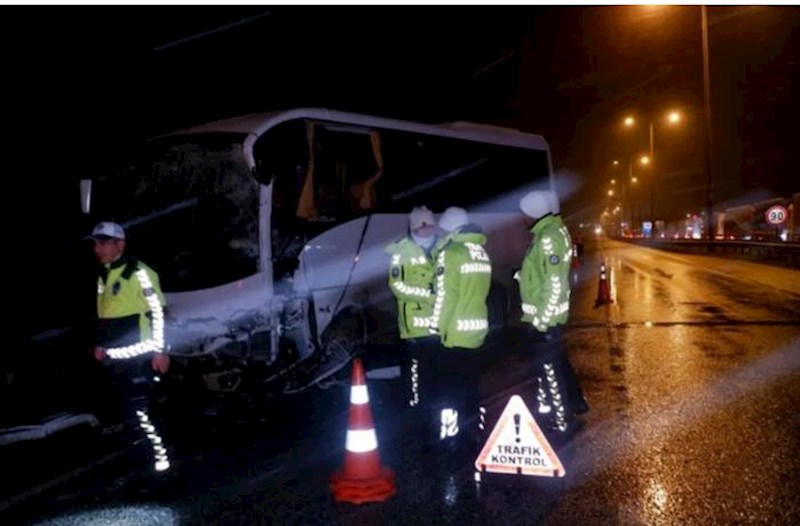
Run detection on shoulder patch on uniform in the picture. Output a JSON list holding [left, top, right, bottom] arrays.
[[549, 255, 560, 265], [391, 267, 400, 278]]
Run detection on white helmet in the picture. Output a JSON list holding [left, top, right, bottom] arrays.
[[90, 221, 126, 240], [520, 190, 559, 218], [409, 206, 436, 230], [439, 206, 469, 232]]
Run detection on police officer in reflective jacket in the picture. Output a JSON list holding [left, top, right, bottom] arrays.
[[429, 206, 492, 453], [517, 191, 589, 438], [385, 207, 439, 411], [91, 221, 172, 473]]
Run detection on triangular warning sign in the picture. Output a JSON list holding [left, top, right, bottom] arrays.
[[474, 395, 565, 477]]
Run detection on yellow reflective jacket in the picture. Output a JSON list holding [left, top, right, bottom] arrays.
[[385, 236, 436, 339], [518, 214, 572, 332], [96, 255, 166, 359], [430, 228, 492, 349]]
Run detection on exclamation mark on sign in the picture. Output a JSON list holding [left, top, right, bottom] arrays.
[[514, 414, 521, 443]]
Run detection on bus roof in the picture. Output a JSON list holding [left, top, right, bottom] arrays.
[[157, 108, 550, 151]]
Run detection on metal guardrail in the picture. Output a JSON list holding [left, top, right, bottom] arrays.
[[615, 238, 800, 269], [0, 413, 100, 446]]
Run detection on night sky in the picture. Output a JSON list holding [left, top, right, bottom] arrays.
[[6, 6, 800, 219], [3, 5, 798, 337]]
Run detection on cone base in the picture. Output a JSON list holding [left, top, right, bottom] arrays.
[[330, 466, 396, 504]]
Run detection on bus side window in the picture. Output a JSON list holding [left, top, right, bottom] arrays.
[[311, 126, 383, 222], [348, 131, 384, 212], [295, 121, 318, 221], [378, 132, 441, 212]]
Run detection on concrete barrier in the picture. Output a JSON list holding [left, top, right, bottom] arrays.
[[616, 238, 800, 269]]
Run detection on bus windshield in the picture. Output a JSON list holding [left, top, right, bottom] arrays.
[[93, 132, 260, 292]]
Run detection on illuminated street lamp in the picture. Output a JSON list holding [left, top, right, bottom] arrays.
[[622, 110, 683, 231], [610, 160, 627, 231], [609, 157, 646, 231]]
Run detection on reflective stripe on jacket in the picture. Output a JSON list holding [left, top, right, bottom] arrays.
[[97, 256, 166, 358], [519, 214, 572, 332], [385, 236, 435, 339], [430, 228, 492, 349]]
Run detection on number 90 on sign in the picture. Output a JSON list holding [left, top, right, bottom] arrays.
[[765, 205, 788, 226]]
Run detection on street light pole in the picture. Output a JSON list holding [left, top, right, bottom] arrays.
[[649, 120, 655, 230], [627, 159, 633, 228], [701, 5, 714, 239]]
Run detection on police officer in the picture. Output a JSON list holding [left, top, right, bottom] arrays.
[[91, 221, 172, 473], [429, 207, 492, 453], [385, 206, 439, 412], [517, 191, 589, 438]]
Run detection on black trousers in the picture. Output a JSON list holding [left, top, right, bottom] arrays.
[[101, 356, 172, 473], [430, 346, 481, 450], [401, 335, 438, 410], [526, 325, 584, 433]]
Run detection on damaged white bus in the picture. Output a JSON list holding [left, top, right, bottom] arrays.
[[81, 108, 555, 393]]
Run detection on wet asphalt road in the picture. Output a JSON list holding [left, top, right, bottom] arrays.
[[3, 237, 799, 525]]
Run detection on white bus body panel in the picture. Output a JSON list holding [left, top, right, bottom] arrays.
[[165, 272, 273, 348], [297, 217, 368, 335]]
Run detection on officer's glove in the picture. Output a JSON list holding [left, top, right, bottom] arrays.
[[151, 353, 171, 374], [93, 347, 107, 362]]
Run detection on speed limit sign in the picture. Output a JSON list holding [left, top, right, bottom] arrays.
[[765, 205, 788, 225]]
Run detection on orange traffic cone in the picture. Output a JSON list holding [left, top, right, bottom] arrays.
[[330, 358, 395, 504], [594, 262, 613, 307]]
